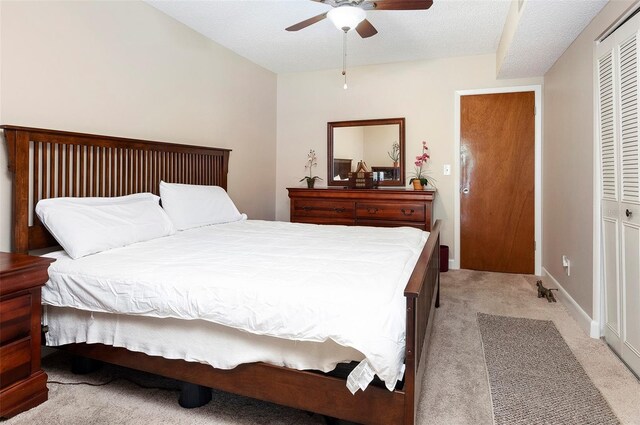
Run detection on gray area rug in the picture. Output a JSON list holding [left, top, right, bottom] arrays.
[[477, 313, 619, 425]]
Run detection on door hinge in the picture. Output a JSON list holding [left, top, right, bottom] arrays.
[[534, 106, 537, 116], [534, 240, 537, 251]]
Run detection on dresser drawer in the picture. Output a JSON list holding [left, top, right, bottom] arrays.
[[357, 220, 426, 230], [288, 188, 435, 230], [0, 338, 31, 389], [292, 200, 355, 219], [0, 294, 31, 345], [356, 202, 425, 222], [293, 217, 355, 226]]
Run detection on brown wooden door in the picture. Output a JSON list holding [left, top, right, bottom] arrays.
[[460, 92, 535, 274]]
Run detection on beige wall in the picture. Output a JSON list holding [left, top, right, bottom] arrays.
[[496, 0, 521, 75], [276, 54, 542, 255], [363, 125, 399, 168], [333, 126, 364, 170], [543, 0, 635, 317], [0, 0, 277, 252]]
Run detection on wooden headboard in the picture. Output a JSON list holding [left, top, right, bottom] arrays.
[[2, 125, 231, 254]]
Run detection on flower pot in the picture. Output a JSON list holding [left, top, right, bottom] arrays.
[[393, 161, 399, 168], [412, 179, 423, 190], [307, 179, 315, 189]]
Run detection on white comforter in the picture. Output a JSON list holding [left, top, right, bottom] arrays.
[[42, 220, 428, 391]]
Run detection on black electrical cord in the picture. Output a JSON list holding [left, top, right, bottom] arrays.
[[48, 376, 176, 391], [48, 379, 115, 387]]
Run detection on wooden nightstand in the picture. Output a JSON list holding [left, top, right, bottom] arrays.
[[0, 252, 54, 418]]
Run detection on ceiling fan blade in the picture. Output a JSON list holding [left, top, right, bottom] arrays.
[[364, 0, 433, 11], [285, 12, 328, 32], [356, 19, 378, 38]]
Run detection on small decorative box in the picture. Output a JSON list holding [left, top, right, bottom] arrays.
[[348, 161, 374, 189]]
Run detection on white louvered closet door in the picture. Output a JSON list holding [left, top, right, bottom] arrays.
[[597, 12, 640, 377]]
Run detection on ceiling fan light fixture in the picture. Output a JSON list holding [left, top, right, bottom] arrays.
[[327, 5, 366, 31]]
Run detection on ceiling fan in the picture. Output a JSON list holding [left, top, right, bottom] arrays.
[[286, 0, 434, 38]]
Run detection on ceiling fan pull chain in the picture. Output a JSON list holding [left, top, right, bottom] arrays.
[[342, 29, 348, 90]]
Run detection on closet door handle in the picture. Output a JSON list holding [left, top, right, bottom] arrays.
[[461, 149, 468, 194], [401, 208, 415, 216], [626, 209, 633, 218], [460, 146, 473, 195]]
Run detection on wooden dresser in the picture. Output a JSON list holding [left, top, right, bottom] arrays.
[[0, 253, 54, 418], [287, 188, 436, 231]]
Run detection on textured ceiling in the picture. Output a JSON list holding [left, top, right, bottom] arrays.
[[498, 0, 608, 78], [147, 0, 607, 77]]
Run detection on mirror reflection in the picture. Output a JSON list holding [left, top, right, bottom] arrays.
[[328, 118, 405, 187]]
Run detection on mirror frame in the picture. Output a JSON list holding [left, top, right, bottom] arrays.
[[327, 117, 406, 187]]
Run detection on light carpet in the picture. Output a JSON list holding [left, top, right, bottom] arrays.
[[477, 313, 619, 424]]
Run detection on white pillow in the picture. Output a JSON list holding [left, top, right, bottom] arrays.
[[159, 181, 244, 230], [36, 193, 176, 259]]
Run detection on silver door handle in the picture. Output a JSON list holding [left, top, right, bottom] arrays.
[[462, 188, 470, 194]]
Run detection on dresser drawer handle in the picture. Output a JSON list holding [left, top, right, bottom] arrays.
[[301, 206, 345, 213], [367, 207, 379, 214], [401, 208, 415, 216]]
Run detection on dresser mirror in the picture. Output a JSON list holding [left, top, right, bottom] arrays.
[[327, 118, 405, 187]]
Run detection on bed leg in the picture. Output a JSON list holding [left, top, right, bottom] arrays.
[[178, 382, 212, 408], [71, 355, 102, 374]]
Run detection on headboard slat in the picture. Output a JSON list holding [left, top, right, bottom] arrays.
[[33, 141, 40, 209], [80, 145, 86, 197], [57, 144, 63, 197], [3, 125, 231, 253], [49, 143, 55, 199]]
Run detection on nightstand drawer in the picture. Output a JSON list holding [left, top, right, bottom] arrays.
[[292, 200, 355, 219], [0, 294, 31, 345], [356, 202, 425, 222], [0, 338, 31, 389]]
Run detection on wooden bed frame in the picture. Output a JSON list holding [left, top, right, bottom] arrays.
[[3, 125, 440, 425]]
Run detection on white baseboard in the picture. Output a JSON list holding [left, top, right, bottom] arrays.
[[449, 259, 456, 269], [542, 268, 600, 339]]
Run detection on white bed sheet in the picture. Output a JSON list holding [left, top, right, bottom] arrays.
[[42, 220, 428, 391], [44, 305, 364, 372]]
